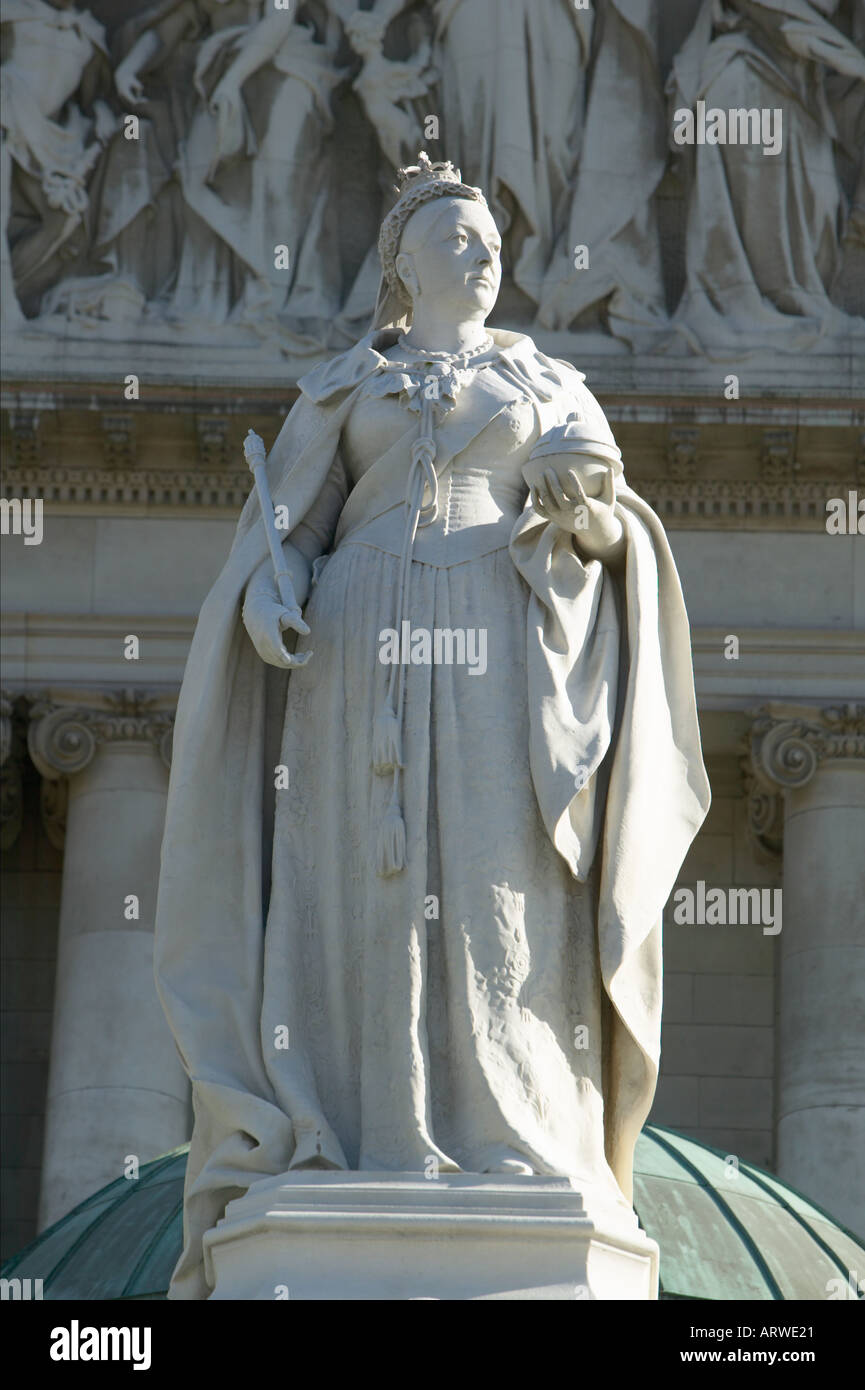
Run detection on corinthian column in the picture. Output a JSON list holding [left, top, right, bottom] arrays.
[[28, 691, 189, 1229], [749, 703, 865, 1237]]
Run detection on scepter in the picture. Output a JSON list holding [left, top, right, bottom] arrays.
[[243, 429, 311, 664], [243, 428, 298, 610]]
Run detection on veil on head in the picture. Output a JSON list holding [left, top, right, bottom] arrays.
[[372, 152, 488, 332]]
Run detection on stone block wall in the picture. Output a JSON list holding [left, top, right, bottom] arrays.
[[651, 756, 780, 1171], [0, 769, 62, 1259]]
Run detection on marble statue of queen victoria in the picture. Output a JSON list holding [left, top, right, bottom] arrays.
[[155, 156, 711, 1300]]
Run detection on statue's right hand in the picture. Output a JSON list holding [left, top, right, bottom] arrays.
[[243, 598, 312, 669]]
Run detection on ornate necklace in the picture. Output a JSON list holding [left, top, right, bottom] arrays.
[[396, 333, 494, 366]]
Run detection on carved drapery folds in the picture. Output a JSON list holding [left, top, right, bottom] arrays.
[[2, 0, 863, 353], [745, 703, 865, 856]]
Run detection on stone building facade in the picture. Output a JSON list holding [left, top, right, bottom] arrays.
[[2, 0, 863, 1261]]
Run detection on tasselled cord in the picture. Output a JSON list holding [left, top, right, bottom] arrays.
[[375, 388, 439, 876]]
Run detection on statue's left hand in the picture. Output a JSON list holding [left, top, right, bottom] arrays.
[[529, 457, 625, 564]]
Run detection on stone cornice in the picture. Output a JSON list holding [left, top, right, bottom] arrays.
[[3, 393, 861, 526], [4, 623, 862, 704], [4, 335, 865, 397]]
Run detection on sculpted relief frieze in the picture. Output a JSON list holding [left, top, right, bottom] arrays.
[[1, 0, 863, 363]]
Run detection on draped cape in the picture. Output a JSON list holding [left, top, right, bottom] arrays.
[[154, 328, 710, 1299]]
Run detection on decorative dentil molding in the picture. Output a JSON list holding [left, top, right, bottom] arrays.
[[744, 703, 865, 858], [1, 465, 860, 529], [640, 478, 861, 528], [3, 466, 252, 510]]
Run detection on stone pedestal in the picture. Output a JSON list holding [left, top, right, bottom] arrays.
[[203, 1173, 659, 1301]]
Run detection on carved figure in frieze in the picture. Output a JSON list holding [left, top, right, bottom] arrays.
[[340, 0, 592, 314], [0, 0, 112, 322], [537, 0, 670, 349], [667, 0, 865, 354], [50, 0, 349, 342], [826, 0, 865, 311]]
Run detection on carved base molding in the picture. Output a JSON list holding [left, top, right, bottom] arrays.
[[203, 1172, 659, 1302]]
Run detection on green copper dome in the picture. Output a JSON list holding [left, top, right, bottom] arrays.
[[3, 1126, 862, 1301]]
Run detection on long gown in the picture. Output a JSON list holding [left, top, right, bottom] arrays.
[[259, 343, 620, 1195], [433, 0, 591, 307], [667, 0, 865, 354], [154, 325, 710, 1298]]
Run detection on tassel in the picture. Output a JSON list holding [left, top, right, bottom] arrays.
[[372, 705, 403, 774], [377, 795, 407, 877]]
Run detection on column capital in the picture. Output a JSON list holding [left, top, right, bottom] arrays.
[[27, 689, 175, 781], [743, 703, 865, 859], [749, 703, 865, 793]]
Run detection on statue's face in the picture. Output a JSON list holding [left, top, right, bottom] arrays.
[[396, 198, 502, 319]]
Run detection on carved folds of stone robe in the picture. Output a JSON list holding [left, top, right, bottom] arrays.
[[538, 0, 669, 347], [433, 0, 593, 308], [154, 327, 710, 1298], [667, 0, 865, 354], [53, 0, 344, 337], [0, 0, 110, 321]]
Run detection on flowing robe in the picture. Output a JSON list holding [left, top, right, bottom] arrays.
[[0, 0, 109, 320], [433, 0, 592, 306], [78, 0, 342, 336], [537, 0, 669, 346], [168, 6, 343, 332], [667, 0, 865, 355], [154, 327, 710, 1299]]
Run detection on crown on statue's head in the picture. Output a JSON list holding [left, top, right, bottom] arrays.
[[377, 151, 487, 303], [393, 153, 464, 198]]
